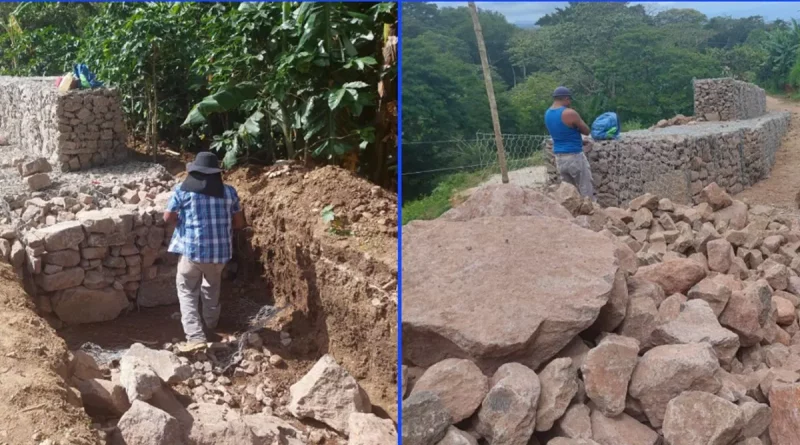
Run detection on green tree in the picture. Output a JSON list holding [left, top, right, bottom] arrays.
[[597, 27, 722, 123], [505, 72, 559, 134]]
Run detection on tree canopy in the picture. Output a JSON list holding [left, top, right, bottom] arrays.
[[402, 2, 798, 200], [0, 2, 397, 189]]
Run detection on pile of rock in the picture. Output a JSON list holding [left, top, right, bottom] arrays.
[[695, 78, 767, 122], [650, 114, 702, 129], [71, 339, 396, 445], [402, 182, 800, 445], [18, 157, 52, 191], [2, 168, 174, 229]]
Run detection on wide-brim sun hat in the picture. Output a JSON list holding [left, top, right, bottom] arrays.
[[186, 152, 223, 174], [552, 86, 572, 98]]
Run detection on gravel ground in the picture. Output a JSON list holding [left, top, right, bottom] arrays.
[[0, 158, 170, 199], [621, 111, 790, 139], [0, 154, 173, 223], [483, 166, 548, 188]]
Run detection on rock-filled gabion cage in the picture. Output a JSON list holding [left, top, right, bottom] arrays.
[[0, 76, 127, 172], [694, 78, 767, 122], [547, 78, 790, 207]]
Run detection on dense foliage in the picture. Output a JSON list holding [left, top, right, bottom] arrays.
[[403, 2, 799, 200], [0, 2, 397, 189]]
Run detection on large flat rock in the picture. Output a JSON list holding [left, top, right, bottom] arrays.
[[442, 184, 572, 221], [403, 216, 618, 372], [52, 286, 129, 324]]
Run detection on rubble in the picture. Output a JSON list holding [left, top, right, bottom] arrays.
[[287, 354, 371, 434], [403, 179, 800, 444], [410, 358, 487, 424]]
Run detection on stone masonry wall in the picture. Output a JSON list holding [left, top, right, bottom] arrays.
[[595, 112, 788, 207], [547, 112, 790, 207], [694, 77, 767, 121], [547, 78, 788, 208], [0, 167, 181, 327], [19, 205, 178, 326], [57, 88, 128, 172], [0, 77, 127, 172], [0, 77, 59, 159]]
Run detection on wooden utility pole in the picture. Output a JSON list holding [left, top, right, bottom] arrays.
[[468, 1, 509, 183]]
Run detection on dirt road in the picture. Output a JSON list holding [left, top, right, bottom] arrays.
[[734, 96, 800, 208]]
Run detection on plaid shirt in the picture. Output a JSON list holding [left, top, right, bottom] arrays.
[[166, 184, 241, 264]]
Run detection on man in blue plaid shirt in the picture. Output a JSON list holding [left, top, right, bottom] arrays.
[[164, 152, 246, 347]]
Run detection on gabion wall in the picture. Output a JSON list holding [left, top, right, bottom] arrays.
[[0, 77, 127, 172], [547, 112, 791, 207], [694, 78, 767, 122]]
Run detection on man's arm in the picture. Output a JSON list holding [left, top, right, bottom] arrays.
[[163, 189, 182, 225], [563, 108, 591, 136], [164, 211, 179, 225], [232, 211, 246, 230], [230, 187, 247, 230]]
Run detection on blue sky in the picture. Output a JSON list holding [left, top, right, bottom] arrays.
[[432, 2, 800, 26]]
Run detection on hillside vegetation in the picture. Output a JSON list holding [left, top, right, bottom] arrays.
[[0, 2, 397, 188], [403, 2, 800, 204]]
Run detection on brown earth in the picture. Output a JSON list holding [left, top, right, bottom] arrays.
[[228, 164, 398, 419], [0, 162, 397, 441], [0, 264, 102, 445], [734, 96, 800, 208]]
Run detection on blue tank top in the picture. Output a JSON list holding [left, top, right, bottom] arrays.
[[545, 107, 583, 154]]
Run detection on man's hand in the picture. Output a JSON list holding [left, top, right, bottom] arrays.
[[164, 211, 179, 226], [232, 211, 247, 230], [582, 136, 594, 153]]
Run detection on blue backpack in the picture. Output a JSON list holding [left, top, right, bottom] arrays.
[[73, 64, 104, 89], [591, 112, 620, 140]]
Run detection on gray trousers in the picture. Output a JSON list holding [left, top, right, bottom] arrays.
[[176, 256, 226, 342], [555, 152, 595, 201]]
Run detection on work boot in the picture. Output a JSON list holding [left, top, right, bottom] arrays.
[[176, 339, 208, 354]]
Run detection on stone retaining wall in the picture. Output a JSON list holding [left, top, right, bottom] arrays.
[[16, 205, 178, 325], [693, 78, 767, 121], [0, 175, 181, 326], [0, 77, 127, 172], [547, 111, 791, 207]]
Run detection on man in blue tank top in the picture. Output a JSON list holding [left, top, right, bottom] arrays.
[[544, 86, 595, 201]]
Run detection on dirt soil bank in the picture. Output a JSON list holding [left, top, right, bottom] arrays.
[[0, 264, 101, 445], [734, 95, 800, 208], [228, 164, 398, 419]]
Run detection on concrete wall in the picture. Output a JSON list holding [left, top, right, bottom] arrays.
[[694, 78, 767, 121], [0, 77, 127, 172]]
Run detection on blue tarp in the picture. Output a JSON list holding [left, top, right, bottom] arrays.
[[591, 112, 620, 140], [73, 64, 104, 89]]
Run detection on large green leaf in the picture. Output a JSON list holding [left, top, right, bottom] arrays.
[[182, 81, 260, 126], [239, 110, 264, 137], [328, 88, 347, 110]]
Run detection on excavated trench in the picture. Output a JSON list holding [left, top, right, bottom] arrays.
[[0, 164, 398, 445]]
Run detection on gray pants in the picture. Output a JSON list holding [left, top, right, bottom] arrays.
[[176, 256, 226, 342], [555, 152, 595, 201]]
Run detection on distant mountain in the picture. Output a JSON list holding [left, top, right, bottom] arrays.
[[515, 22, 539, 29]]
